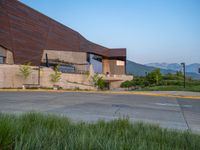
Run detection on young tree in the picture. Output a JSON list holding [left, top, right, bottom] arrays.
[[19, 63, 32, 81], [50, 65, 62, 89], [146, 69, 162, 85]]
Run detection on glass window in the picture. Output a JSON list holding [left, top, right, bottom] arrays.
[[0, 56, 5, 64], [59, 65, 75, 73], [116, 60, 125, 66], [88, 54, 102, 73]]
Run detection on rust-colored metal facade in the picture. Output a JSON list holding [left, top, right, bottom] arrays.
[[0, 0, 126, 66]]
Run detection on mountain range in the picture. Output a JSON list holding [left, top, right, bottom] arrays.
[[126, 60, 200, 80], [145, 63, 200, 74]]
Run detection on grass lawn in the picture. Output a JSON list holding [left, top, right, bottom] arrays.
[[0, 113, 200, 150], [141, 85, 200, 92]]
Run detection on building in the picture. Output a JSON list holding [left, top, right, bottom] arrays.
[[0, 0, 132, 89]]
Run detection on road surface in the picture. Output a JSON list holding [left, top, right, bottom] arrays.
[[0, 91, 199, 132]]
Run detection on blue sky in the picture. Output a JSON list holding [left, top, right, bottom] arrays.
[[21, 0, 200, 64]]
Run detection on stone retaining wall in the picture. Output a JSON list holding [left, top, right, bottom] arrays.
[[0, 65, 132, 90], [0, 65, 95, 90]]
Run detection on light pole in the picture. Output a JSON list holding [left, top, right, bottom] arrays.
[[181, 63, 186, 88]]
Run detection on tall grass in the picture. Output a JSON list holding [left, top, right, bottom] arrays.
[[0, 113, 199, 150]]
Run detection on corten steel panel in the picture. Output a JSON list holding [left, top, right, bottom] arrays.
[[109, 49, 126, 57], [0, 0, 12, 50], [0, 0, 126, 65]]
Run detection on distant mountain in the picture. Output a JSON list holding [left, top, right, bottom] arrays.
[[145, 63, 200, 74], [145, 63, 181, 71], [126, 60, 176, 76], [126, 60, 200, 80], [187, 63, 200, 74], [126, 60, 155, 76]]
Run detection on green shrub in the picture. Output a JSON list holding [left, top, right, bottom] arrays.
[[132, 77, 150, 87], [159, 80, 183, 86], [92, 74, 106, 90], [163, 73, 183, 80], [120, 80, 133, 88], [98, 79, 106, 90], [122, 69, 200, 90], [186, 80, 200, 86], [121, 76, 150, 89]]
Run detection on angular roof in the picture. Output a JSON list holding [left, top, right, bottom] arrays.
[[0, 0, 126, 65]]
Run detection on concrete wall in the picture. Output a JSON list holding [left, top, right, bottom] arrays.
[[0, 46, 14, 64], [109, 75, 133, 90], [42, 50, 87, 64], [41, 50, 88, 72], [0, 65, 38, 88], [42, 50, 87, 63], [0, 64, 95, 90], [103, 59, 125, 75], [6, 50, 14, 64], [40, 67, 94, 90], [102, 59, 110, 74], [0, 65, 132, 90]]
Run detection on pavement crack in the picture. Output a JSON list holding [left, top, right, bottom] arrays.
[[176, 98, 190, 130], [112, 104, 121, 117], [114, 107, 120, 116]]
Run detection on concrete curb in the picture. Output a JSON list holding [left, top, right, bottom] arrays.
[[0, 89, 200, 100]]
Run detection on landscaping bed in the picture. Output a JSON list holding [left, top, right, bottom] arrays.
[[121, 69, 200, 92]]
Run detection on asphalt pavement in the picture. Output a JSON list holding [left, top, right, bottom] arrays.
[[0, 91, 199, 132]]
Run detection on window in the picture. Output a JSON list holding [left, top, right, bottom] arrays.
[[116, 60, 125, 66], [0, 56, 5, 64], [88, 54, 102, 73], [59, 65, 75, 73]]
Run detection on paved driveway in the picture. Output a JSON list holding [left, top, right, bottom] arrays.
[[0, 91, 199, 132]]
